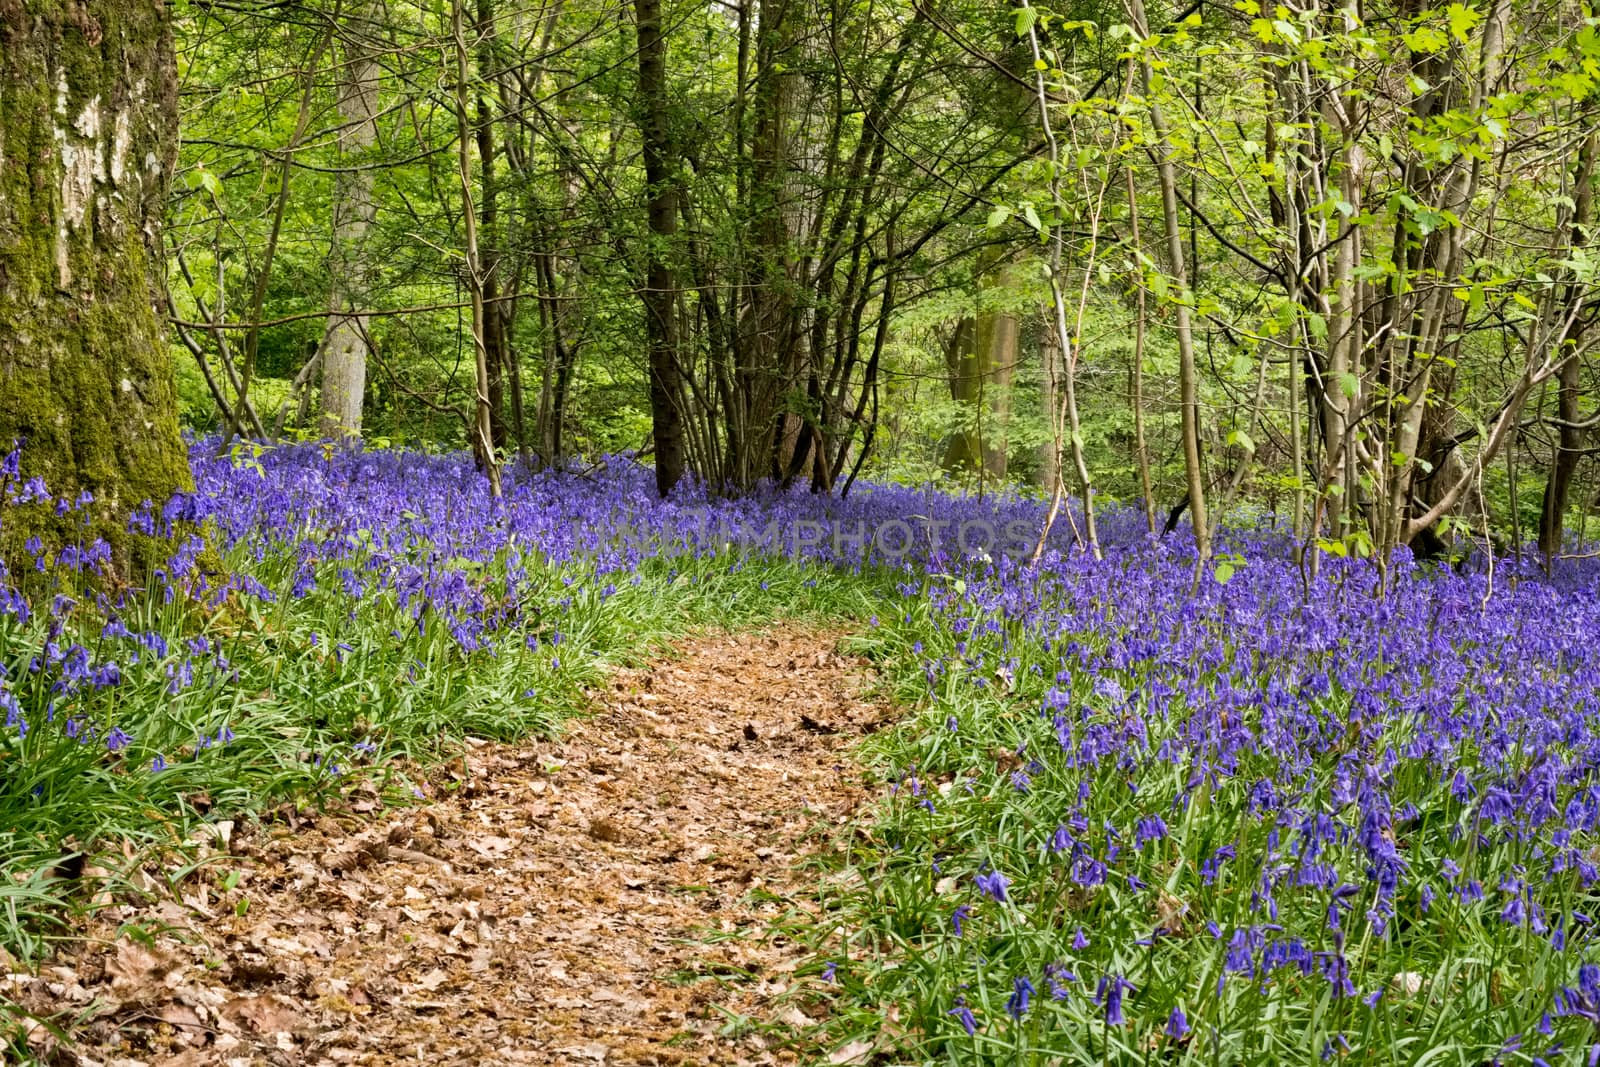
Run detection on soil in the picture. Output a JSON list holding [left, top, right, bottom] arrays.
[[7, 627, 890, 1067]]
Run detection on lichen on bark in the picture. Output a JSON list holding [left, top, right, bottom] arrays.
[[0, 0, 191, 570]]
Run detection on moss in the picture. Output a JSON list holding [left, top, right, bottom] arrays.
[[0, 1, 190, 577]]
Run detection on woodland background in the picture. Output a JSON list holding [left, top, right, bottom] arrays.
[[10, 0, 1600, 567]]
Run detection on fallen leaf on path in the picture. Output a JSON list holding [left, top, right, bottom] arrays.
[[106, 939, 173, 1003], [159, 1002, 205, 1029], [828, 1038, 875, 1064], [556, 1043, 609, 1061], [221, 992, 301, 1034]]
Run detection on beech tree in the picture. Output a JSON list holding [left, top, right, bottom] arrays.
[[0, 2, 189, 552]]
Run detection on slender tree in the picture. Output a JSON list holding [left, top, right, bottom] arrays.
[[633, 0, 685, 496], [453, 0, 502, 497], [319, 3, 382, 438], [1126, 0, 1209, 564]]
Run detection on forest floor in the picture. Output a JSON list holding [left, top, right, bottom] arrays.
[[15, 627, 891, 1067]]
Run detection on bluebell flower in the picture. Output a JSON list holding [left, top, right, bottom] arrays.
[[1096, 975, 1131, 1026], [1006, 976, 1034, 1019], [974, 869, 1009, 902]]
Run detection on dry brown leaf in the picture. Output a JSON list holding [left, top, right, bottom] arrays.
[[221, 992, 302, 1034], [413, 968, 449, 991], [828, 1039, 875, 1065], [588, 818, 625, 843], [159, 1002, 205, 1029], [467, 834, 514, 857], [106, 939, 173, 1002], [776, 1006, 812, 1028]]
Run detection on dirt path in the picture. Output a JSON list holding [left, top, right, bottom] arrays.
[[16, 628, 888, 1066]]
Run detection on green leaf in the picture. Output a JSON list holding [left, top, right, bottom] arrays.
[[1446, 2, 1481, 43], [185, 166, 222, 198], [1402, 26, 1448, 54], [987, 204, 1012, 230]]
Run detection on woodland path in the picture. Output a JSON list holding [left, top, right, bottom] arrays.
[[24, 628, 890, 1066]]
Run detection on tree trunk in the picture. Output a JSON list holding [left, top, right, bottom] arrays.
[[473, 0, 512, 452], [942, 262, 1018, 481], [0, 1, 190, 557], [634, 0, 685, 496], [941, 317, 978, 471], [1126, 165, 1156, 535], [319, 6, 380, 438], [1037, 320, 1060, 492], [734, 0, 809, 488], [1127, 0, 1209, 564], [1538, 132, 1596, 561], [1539, 351, 1584, 559], [452, 0, 501, 497]]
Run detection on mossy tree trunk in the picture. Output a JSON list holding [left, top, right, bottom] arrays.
[[0, 0, 190, 556]]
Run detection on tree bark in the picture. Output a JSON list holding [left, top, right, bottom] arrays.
[[733, 0, 814, 488], [1539, 351, 1585, 559], [0, 0, 190, 556]]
